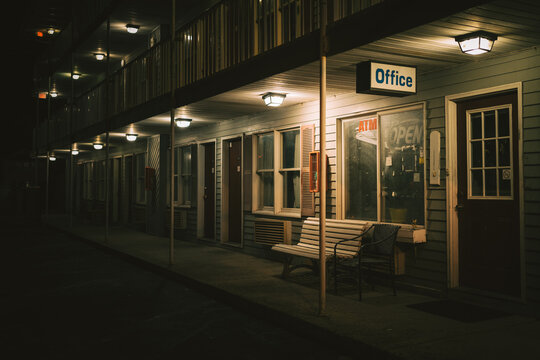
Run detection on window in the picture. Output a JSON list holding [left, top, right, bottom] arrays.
[[467, 106, 513, 199], [96, 160, 105, 201], [281, 129, 300, 209], [342, 105, 425, 225], [178, 146, 192, 205], [253, 127, 302, 216], [256, 132, 274, 208], [169, 145, 194, 206], [83, 162, 93, 200], [135, 153, 146, 204]]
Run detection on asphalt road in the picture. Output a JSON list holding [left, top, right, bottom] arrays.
[[0, 217, 354, 360]]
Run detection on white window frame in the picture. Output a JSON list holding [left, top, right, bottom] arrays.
[[339, 103, 426, 226], [177, 145, 193, 206], [466, 104, 514, 200], [252, 127, 301, 218]]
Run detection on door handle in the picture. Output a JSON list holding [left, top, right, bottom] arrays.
[[455, 204, 464, 211]]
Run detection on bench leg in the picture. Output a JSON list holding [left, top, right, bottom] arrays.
[[281, 256, 292, 278]]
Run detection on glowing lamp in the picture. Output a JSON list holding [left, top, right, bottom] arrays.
[[126, 24, 139, 34], [262, 92, 286, 107], [93, 143, 103, 150], [455, 31, 497, 55], [94, 53, 105, 61], [175, 118, 192, 128], [125, 133, 138, 142]]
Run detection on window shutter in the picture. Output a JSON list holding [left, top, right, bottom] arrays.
[[190, 144, 198, 206], [300, 124, 315, 216], [243, 134, 252, 211]]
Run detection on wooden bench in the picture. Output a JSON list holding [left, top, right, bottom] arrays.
[[271, 217, 367, 278]]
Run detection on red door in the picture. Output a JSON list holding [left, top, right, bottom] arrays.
[[457, 92, 520, 297]]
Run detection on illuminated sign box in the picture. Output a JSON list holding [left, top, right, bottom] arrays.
[[356, 61, 417, 96]]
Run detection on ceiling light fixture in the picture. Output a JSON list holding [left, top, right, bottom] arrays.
[[455, 31, 498, 55], [262, 92, 286, 107], [49, 155, 56, 161], [125, 133, 138, 142], [72, 73, 80, 80], [175, 118, 192, 128], [94, 53, 105, 61], [71, 149, 79, 155], [93, 143, 103, 150], [50, 91, 58, 98], [126, 24, 140, 34], [47, 28, 55, 35]]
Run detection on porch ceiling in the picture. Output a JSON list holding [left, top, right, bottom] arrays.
[[57, 0, 540, 155]]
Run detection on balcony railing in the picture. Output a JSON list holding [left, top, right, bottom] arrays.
[[35, 0, 384, 151]]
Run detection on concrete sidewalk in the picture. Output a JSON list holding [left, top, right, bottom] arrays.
[[45, 216, 540, 360]]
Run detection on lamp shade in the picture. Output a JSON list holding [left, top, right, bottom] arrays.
[[125, 133, 138, 142], [455, 31, 497, 55], [93, 143, 103, 150], [262, 92, 286, 107], [175, 118, 192, 128]]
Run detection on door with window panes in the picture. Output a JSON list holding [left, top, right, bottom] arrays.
[[457, 92, 520, 297]]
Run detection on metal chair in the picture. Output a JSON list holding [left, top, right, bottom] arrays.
[[334, 223, 401, 301]]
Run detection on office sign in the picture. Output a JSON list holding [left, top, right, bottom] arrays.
[[356, 61, 417, 96]]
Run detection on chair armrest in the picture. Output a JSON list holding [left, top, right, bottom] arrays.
[[334, 224, 374, 257]]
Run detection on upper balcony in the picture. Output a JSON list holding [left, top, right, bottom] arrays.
[[34, 0, 391, 152]]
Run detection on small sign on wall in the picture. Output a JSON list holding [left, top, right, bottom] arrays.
[[356, 61, 417, 96]]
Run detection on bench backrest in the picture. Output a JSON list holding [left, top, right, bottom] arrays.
[[299, 217, 367, 253]]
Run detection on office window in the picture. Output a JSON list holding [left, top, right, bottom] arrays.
[[342, 105, 424, 225]]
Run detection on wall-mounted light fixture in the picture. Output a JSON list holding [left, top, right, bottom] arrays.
[[125, 133, 138, 142], [175, 118, 192, 128], [49, 155, 56, 161], [50, 91, 58, 98], [72, 73, 80, 80], [94, 53, 105, 61], [262, 92, 286, 107], [126, 24, 140, 34], [455, 31, 498, 55], [71, 149, 79, 155], [93, 143, 103, 150]]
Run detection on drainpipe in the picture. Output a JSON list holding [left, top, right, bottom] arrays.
[[319, 0, 328, 316], [169, 0, 176, 266], [105, 16, 111, 241]]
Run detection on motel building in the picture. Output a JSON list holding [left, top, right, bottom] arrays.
[[34, 0, 540, 314]]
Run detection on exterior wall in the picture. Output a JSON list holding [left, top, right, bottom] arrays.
[[167, 45, 540, 301], [74, 46, 540, 304]]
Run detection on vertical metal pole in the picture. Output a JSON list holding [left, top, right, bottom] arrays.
[[169, 0, 176, 266], [69, 40, 75, 228], [45, 73, 51, 217], [319, 0, 328, 316], [105, 17, 111, 241]]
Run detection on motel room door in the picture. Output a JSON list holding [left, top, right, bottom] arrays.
[[203, 142, 215, 239], [456, 92, 520, 297], [227, 138, 242, 244]]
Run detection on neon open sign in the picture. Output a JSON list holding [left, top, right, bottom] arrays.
[[356, 61, 417, 96]]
